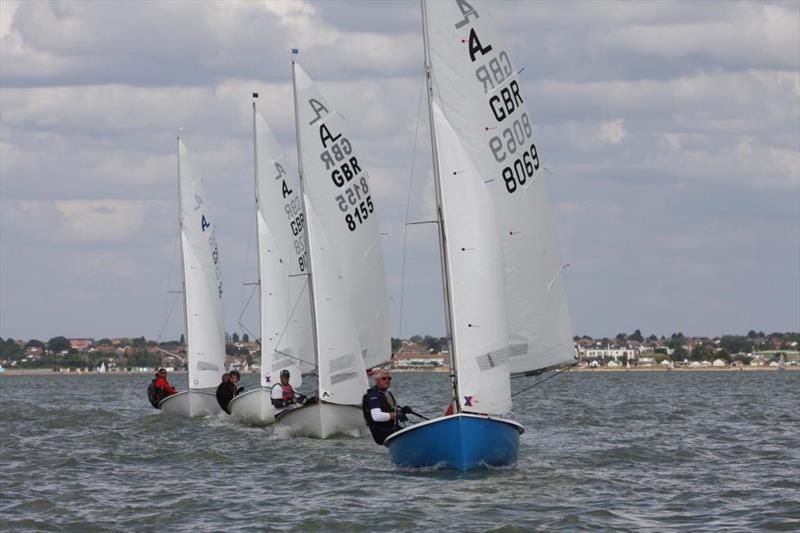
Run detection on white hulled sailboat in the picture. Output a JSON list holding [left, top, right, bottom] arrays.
[[229, 98, 315, 426], [274, 61, 391, 438], [159, 138, 226, 417]]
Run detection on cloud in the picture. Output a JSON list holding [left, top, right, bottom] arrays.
[[598, 119, 627, 145], [0, 0, 797, 339]]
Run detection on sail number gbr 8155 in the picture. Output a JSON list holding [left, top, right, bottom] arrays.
[[307, 97, 375, 233], [454, 0, 540, 194]]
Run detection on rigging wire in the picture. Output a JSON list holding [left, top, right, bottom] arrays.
[[271, 275, 316, 371], [238, 207, 257, 337], [397, 66, 427, 341], [511, 362, 578, 398], [156, 239, 181, 344]]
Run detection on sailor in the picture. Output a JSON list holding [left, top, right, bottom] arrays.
[[216, 370, 244, 414], [148, 368, 177, 408], [362, 369, 413, 445], [271, 369, 304, 408]]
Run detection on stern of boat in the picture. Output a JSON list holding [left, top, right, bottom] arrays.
[[384, 413, 523, 470]]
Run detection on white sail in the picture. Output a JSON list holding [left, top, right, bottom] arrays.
[[292, 62, 391, 371], [433, 103, 511, 415], [305, 202, 368, 405], [254, 112, 314, 389], [424, 0, 574, 374], [178, 139, 226, 390]]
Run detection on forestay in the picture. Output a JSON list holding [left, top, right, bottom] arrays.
[[292, 62, 391, 372], [433, 104, 511, 415], [254, 113, 314, 390], [178, 139, 226, 390], [424, 0, 574, 374]]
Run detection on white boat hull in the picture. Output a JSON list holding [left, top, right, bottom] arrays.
[[275, 401, 366, 439], [228, 388, 275, 426], [159, 390, 222, 418]]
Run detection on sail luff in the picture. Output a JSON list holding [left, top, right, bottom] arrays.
[[177, 135, 190, 376], [421, 0, 461, 412], [251, 99, 269, 387], [291, 60, 322, 391]]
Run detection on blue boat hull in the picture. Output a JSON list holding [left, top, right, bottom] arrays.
[[384, 413, 523, 471]]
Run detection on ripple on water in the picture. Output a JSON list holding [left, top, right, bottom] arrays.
[[1, 371, 799, 531]]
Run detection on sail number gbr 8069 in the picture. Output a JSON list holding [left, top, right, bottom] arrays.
[[454, 0, 540, 194]]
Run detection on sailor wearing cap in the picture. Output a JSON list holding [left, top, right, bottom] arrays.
[[270, 369, 304, 409]]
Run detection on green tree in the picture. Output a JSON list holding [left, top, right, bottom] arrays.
[[242, 333, 249, 343], [615, 332, 627, 341], [48, 336, 71, 353], [126, 351, 161, 368], [629, 329, 644, 342], [391, 338, 402, 352], [179, 334, 185, 345], [25, 339, 46, 349], [0, 338, 23, 359], [232, 332, 240, 343], [672, 345, 688, 360]]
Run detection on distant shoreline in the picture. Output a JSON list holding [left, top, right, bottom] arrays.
[[571, 366, 797, 372], [1, 366, 795, 376]]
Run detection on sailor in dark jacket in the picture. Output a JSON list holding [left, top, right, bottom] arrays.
[[362, 369, 412, 445], [216, 370, 243, 414]]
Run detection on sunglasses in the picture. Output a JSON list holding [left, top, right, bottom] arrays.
[[379, 376, 392, 381]]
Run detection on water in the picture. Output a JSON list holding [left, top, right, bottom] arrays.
[[1, 371, 798, 531]]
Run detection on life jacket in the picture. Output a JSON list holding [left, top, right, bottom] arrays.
[[281, 383, 294, 402], [361, 387, 396, 427], [147, 378, 163, 409]]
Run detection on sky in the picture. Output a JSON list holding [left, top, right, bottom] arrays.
[[1, 0, 798, 342]]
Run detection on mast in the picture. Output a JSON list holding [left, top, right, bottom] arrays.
[[421, 0, 460, 411], [176, 134, 190, 376], [291, 59, 322, 392], [251, 96, 264, 385]]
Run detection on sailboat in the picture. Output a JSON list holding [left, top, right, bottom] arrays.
[[229, 98, 315, 426], [159, 137, 226, 417], [384, 0, 575, 470], [274, 60, 391, 438]]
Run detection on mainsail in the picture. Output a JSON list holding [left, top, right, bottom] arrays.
[[178, 139, 226, 389], [432, 103, 511, 415], [424, 0, 574, 374], [292, 62, 391, 374], [253, 110, 315, 389]]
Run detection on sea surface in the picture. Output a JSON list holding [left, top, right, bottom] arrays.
[[1, 370, 798, 532]]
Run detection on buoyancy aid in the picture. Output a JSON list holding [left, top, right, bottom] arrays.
[[281, 383, 295, 402], [361, 386, 396, 427]]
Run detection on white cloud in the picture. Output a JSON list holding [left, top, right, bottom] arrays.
[[598, 119, 628, 145]]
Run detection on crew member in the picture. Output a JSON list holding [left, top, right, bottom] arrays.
[[148, 368, 177, 408], [362, 369, 412, 445], [216, 370, 244, 414], [271, 369, 304, 408]]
